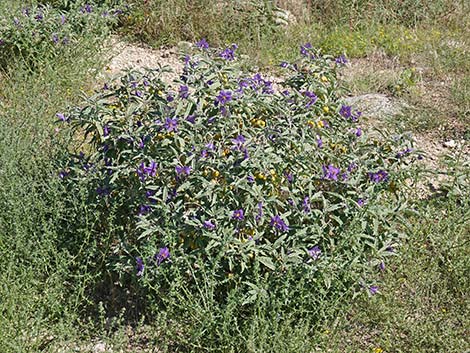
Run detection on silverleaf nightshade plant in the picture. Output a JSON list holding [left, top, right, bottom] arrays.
[[57, 41, 420, 303], [0, 2, 124, 70]]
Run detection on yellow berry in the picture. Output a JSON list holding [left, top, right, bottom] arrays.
[[256, 120, 266, 128]]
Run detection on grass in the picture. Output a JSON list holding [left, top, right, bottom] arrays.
[[323, 195, 470, 352], [0, 0, 469, 351]]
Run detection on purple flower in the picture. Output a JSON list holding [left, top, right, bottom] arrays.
[[379, 261, 385, 271], [60, 15, 66, 24], [339, 105, 352, 119], [137, 161, 157, 181], [96, 186, 110, 196], [81, 4, 93, 13], [280, 61, 289, 68], [303, 91, 318, 107], [285, 172, 293, 183], [135, 90, 143, 98], [308, 246, 321, 260], [396, 148, 413, 158], [103, 125, 110, 137], [255, 202, 263, 222], [138, 137, 146, 149], [215, 90, 232, 105], [165, 117, 178, 132], [232, 209, 245, 221], [302, 196, 311, 213], [335, 55, 348, 65], [368, 170, 389, 183], [247, 175, 255, 183], [35, 12, 43, 21], [347, 163, 357, 172], [56, 113, 67, 122], [369, 286, 379, 295], [136, 257, 144, 276], [196, 38, 209, 49], [237, 79, 250, 93], [175, 165, 191, 176], [357, 198, 365, 207], [179, 85, 189, 99], [203, 220, 216, 230], [253, 73, 263, 85], [386, 245, 395, 253], [262, 81, 274, 94], [186, 114, 196, 124], [317, 138, 323, 148], [355, 127, 362, 137], [232, 135, 246, 150], [166, 94, 174, 102], [58, 170, 68, 179], [322, 164, 341, 181], [155, 247, 170, 266], [300, 43, 312, 56], [138, 204, 152, 216], [146, 189, 156, 199], [219, 45, 237, 61], [270, 215, 289, 232], [243, 149, 250, 160]]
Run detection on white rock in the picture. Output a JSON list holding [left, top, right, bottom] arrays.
[[443, 140, 457, 148], [343, 93, 403, 118], [93, 342, 108, 353]]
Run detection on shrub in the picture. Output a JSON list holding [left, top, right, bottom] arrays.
[[0, 2, 123, 69], [58, 42, 417, 314]]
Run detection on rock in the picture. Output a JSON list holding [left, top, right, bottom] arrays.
[[177, 41, 193, 51], [273, 8, 297, 26], [443, 140, 457, 148], [343, 94, 403, 119], [93, 342, 107, 352]]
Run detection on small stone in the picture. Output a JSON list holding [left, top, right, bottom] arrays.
[[177, 41, 192, 50], [93, 342, 107, 352], [343, 94, 402, 119], [443, 140, 456, 148]]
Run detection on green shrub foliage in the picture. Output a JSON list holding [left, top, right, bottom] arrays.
[[0, 2, 123, 69], [58, 42, 417, 306]]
